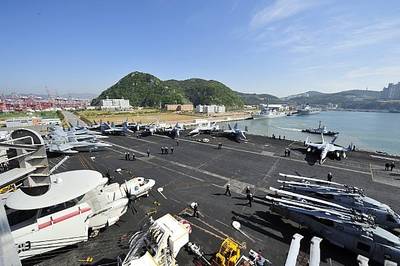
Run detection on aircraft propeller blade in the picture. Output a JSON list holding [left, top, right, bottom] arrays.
[[309, 237, 322, 266], [285, 233, 303, 266]]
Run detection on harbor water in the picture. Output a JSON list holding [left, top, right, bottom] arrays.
[[221, 111, 400, 155]]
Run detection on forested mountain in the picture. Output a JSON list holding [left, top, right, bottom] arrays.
[[92, 72, 243, 108]]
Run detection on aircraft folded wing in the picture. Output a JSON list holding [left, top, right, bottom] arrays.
[[330, 145, 348, 152], [307, 142, 324, 149]]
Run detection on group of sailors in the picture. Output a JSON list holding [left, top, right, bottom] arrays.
[[224, 184, 254, 207], [124, 152, 136, 161], [272, 134, 285, 140], [161, 146, 174, 154]]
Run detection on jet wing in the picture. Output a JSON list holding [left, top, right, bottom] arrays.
[[307, 143, 324, 149], [328, 145, 347, 152]]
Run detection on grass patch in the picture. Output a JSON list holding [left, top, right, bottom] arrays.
[[77, 109, 204, 124], [0, 111, 58, 121]]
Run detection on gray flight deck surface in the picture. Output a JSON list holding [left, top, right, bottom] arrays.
[[27, 132, 400, 266]]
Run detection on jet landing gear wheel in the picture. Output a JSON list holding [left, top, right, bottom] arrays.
[[89, 229, 100, 238]]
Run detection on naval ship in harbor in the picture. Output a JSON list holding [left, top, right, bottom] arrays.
[[297, 104, 321, 115], [252, 104, 287, 119]]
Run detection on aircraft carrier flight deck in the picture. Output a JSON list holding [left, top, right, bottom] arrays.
[[28, 132, 400, 266]]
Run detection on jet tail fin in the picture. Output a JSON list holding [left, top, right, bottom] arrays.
[[330, 135, 338, 144], [321, 133, 325, 144], [123, 122, 132, 133], [228, 124, 232, 130], [100, 123, 109, 133]]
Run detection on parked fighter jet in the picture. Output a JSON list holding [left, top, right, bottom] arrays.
[[161, 123, 184, 139], [141, 124, 157, 136], [188, 122, 219, 136], [305, 134, 350, 164], [87, 120, 101, 130], [6, 169, 155, 260], [46, 126, 111, 154], [278, 173, 400, 232], [100, 122, 131, 135], [266, 188, 400, 265], [221, 123, 247, 142]]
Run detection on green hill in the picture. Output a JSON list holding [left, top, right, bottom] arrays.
[[281, 89, 400, 110], [235, 92, 281, 105], [282, 90, 380, 105], [92, 72, 244, 108], [164, 79, 243, 107]]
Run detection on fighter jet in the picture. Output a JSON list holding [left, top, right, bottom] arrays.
[[305, 134, 350, 164], [162, 123, 184, 139], [46, 126, 111, 154], [278, 173, 400, 233], [221, 123, 247, 142], [266, 188, 400, 265], [46, 141, 78, 154], [188, 122, 219, 136], [87, 120, 101, 130], [100, 122, 131, 136]]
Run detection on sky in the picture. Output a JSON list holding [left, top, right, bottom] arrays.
[[1, 0, 400, 97]]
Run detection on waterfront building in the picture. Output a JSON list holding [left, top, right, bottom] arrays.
[[165, 104, 193, 112], [381, 82, 400, 99], [100, 98, 131, 110], [5, 117, 61, 128], [195, 104, 226, 114]]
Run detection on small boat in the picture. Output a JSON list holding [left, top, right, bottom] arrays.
[[302, 121, 338, 136]]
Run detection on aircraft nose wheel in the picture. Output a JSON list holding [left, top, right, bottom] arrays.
[[89, 229, 100, 238]]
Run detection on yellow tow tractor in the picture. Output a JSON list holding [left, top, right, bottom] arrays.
[[213, 238, 241, 266], [211, 238, 270, 266]]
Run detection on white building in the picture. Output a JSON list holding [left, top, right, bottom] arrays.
[[5, 117, 61, 128], [100, 98, 131, 110], [195, 105, 225, 114], [5, 118, 34, 128], [259, 104, 288, 111]]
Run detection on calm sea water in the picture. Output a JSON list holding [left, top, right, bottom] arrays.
[[223, 111, 400, 155]]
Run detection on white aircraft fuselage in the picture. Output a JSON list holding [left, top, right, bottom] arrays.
[[6, 170, 155, 260]]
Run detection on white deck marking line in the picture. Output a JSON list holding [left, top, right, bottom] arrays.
[[370, 163, 375, 182], [106, 146, 205, 182], [153, 135, 372, 176], [127, 136, 159, 144], [288, 141, 297, 147], [263, 158, 280, 182], [196, 152, 226, 170], [106, 142, 148, 156], [113, 140, 232, 181], [370, 155, 400, 161], [211, 183, 224, 188]]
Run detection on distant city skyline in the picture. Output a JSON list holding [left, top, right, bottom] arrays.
[[1, 0, 400, 97]]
